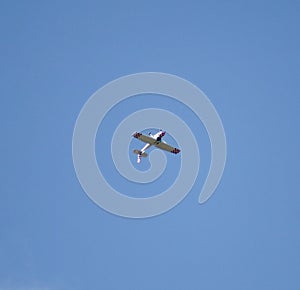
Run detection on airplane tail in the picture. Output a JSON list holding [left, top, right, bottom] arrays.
[[133, 149, 148, 163]]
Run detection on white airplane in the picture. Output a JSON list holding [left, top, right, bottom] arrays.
[[132, 130, 181, 163]]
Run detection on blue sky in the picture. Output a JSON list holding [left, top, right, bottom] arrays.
[[1, 0, 300, 289]]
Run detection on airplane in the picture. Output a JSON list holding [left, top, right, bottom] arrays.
[[132, 129, 181, 163]]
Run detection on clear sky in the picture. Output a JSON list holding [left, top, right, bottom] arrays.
[[1, 0, 299, 289]]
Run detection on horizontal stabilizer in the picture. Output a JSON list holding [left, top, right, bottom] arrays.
[[133, 149, 148, 157]]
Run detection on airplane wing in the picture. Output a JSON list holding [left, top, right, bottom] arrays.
[[154, 141, 181, 154], [132, 132, 156, 145], [132, 131, 180, 154]]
